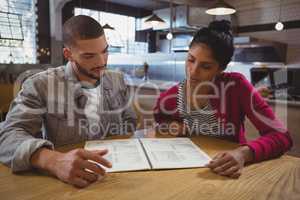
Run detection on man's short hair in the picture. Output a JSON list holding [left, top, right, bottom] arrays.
[[63, 15, 104, 47]]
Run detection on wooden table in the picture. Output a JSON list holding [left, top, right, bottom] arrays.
[[1, 134, 299, 200], [0, 84, 16, 118]]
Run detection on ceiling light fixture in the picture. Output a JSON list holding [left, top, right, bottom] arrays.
[[166, 32, 173, 40], [166, 0, 173, 41], [206, 0, 236, 15], [145, 14, 166, 27], [103, 0, 115, 30], [103, 23, 115, 30], [275, 0, 284, 31]]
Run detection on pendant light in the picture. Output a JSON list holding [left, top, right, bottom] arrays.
[[275, 0, 284, 31], [145, 14, 165, 27], [102, 0, 123, 47], [206, 0, 236, 15], [145, 0, 166, 28], [103, 23, 115, 30], [166, 32, 173, 40], [103, 0, 115, 30], [166, 0, 173, 41]]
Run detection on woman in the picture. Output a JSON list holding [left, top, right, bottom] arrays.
[[153, 20, 292, 178]]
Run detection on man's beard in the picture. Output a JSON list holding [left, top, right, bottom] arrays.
[[74, 61, 106, 80]]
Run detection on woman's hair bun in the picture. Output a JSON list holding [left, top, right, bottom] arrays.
[[208, 20, 232, 34]]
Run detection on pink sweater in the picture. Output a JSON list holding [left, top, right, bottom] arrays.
[[153, 72, 293, 162]]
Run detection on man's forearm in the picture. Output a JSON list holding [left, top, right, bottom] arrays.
[[30, 148, 60, 174]]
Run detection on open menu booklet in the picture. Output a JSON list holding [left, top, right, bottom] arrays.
[[84, 138, 211, 172]]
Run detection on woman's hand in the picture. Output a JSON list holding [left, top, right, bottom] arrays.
[[206, 146, 253, 178]]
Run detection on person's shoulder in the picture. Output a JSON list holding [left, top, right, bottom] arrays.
[[219, 72, 254, 94], [103, 70, 126, 90], [25, 66, 64, 83], [104, 70, 124, 81], [155, 84, 179, 111], [218, 72, 250, 87], [105, 69, 124, 78], [220, 72, 248, 82], [21, 66, 65, 92], [161, 84, 179, 97], [168, 84, 179, 93]]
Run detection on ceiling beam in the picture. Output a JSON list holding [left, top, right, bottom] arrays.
[[157, 0, 215, 7]]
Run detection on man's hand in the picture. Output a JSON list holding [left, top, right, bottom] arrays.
[[31, 148, 112, 188], [205, 146, 253, 178]]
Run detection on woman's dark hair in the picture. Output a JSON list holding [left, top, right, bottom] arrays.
[[189, 20, 234, 70]]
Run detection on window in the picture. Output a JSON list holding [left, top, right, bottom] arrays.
[[74, 8, 148, 54], [0, 0, 37, 64]]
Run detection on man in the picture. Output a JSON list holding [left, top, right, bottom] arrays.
[[0, 15, 137, 188]]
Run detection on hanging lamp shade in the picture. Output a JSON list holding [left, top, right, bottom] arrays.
[[103, 23, 115, 30], [145, 13, 165, 27], [103, 26, 124, 47], [206, 0, 236, 15]]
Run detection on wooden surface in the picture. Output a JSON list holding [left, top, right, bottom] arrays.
[[0, 84, 15, 115], [0, 134, 300, 200]]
